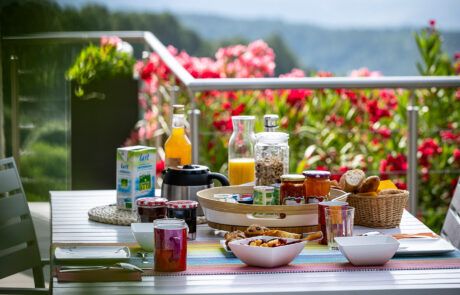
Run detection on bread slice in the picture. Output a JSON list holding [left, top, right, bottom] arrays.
[[263, 230, 302, 239], [358, 176, 380, 193], [339, 169, 366, 193]]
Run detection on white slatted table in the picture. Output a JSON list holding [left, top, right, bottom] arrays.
[[50, 190, 460, 294]]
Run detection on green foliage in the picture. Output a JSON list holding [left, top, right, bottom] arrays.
[[66, 43, 135, 96], [413, 24, 460, 231], [19, 121, 68, 199]]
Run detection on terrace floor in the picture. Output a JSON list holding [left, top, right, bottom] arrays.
[[0, 202, 51, 288]]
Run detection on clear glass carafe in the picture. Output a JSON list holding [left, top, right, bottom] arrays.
[[228, 116, 256, 185], [255, 132, 289, 185]]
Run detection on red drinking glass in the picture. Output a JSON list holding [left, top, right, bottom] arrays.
[[153, 219, 187, 272]]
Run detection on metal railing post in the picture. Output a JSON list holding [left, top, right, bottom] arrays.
[[10, 55, 20, 170], [187, 90, 200, 164], [407, 93, 419, 215]]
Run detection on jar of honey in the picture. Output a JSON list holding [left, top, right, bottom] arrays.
[[280, 174, 306, 205], [302, 170, 331, 203]]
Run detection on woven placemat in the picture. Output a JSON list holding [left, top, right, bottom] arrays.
[[88, 204, 208, 226], [88, 204, 138, 225]]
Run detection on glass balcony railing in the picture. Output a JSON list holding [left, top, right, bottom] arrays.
[[3, 31, 460, 223]]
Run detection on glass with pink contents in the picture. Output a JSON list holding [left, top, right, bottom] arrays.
[[153, 219, 188, 272]]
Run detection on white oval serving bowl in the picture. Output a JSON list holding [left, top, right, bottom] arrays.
[[228, 236, 306, 268], [335, 235, 399, 266], [131, 223, 154, 251]]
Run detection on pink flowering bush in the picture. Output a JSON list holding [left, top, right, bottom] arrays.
[[132, 23, 459, 232]]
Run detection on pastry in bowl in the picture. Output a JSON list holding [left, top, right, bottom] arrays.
[[228, 236, 306, 268]]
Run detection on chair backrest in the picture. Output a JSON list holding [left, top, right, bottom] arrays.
[[441, 177, 460, 249], [0, 157, 45, 288]]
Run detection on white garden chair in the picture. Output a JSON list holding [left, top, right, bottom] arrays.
[[0, 157, 49, 294], [441, 177, 460, 249]]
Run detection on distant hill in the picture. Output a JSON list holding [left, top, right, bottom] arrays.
[[177, 14, 460, 75]]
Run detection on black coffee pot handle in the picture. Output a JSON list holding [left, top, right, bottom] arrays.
[[208, 172, 230, 186]]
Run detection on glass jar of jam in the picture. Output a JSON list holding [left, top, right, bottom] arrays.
[[136, 197, 168, 222], [166, 200, 198, 240], [303, 170, 331, 203], [280, 174, 306, 205]]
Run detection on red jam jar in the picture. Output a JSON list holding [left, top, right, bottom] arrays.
[[136, 197, 167, 223], [302, 170, 331, 204], [280, 174, 306, 205], [166, 200, 198, 240]]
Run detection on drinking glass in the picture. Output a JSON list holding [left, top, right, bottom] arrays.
[[325, 207, 355, 250], [153, 219, 187, 272]]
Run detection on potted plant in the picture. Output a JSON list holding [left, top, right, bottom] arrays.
[[67, 36, 138, 189]]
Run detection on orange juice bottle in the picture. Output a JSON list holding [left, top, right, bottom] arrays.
[[165, 105, 191, 167], [228, 116, 256, 185]]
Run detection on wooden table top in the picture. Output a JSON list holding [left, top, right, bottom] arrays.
[[50, 190, 460, 295]]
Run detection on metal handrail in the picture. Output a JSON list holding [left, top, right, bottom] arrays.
[[4, 30, 460, 216], [5, 31, 460, 90]]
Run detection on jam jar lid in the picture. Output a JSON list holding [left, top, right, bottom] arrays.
[[280, 174, 305, 182], [302, 170, 331, 179], [166, 200, 199, 209], [136, 197, 168, 207]]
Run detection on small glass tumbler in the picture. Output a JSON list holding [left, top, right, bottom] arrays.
[[153, 219, 188, 272], [325, 207, 355, 250]]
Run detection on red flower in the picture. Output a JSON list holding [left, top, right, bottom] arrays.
[[455, 52, 460, 60], [316, 165, 328, 171], [418, 138, 442, 167], [212, 119, 232, 133], [140, 62, 155, 82], [156, 160, 165, 175], [231, 103, 246, 116], [285, 89, 313, 107], [440, 130, 460, 143], [331, 166, 349, 181], [327, 114, 345, 127], [222, 102, 232, 110], [394, 180, 407, 190], [375, 127, 391, 139], [454, 149, 460, 163], [429, 19, 436, 28], [379, 154, 407, 179]]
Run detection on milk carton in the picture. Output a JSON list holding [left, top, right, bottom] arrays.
[[116, 146, 156, 210]]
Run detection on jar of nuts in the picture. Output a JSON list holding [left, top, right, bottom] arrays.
[[254, 132, 289, 185]]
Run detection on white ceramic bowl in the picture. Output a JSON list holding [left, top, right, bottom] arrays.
[[228, 236, 306, 268], [335, 236, 400, 266], [131, 223, 154, 251]]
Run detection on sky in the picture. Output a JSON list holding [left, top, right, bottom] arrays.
[[57, 0, 460, 30]]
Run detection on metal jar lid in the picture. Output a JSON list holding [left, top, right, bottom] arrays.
[[254, 186, 275, 192], [166, 200, 199, 209], [280, 174, 306, 182], [302, 170, 331, 179], [136, 197, 168, 207]]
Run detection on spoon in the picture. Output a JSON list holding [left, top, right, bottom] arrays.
[[137, 251, 150, 264], [60, 262, 143, 273]]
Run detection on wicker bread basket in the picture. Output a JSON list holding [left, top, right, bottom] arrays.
[[347, 190, 409, 228]]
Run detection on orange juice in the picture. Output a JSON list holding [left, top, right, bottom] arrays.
[[228, 158, 255, 185], [165, 105, 191, 167], [165, 127, 191, 167]]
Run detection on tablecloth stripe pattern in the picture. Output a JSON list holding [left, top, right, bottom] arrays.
[[52, 241, 460, 277]]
